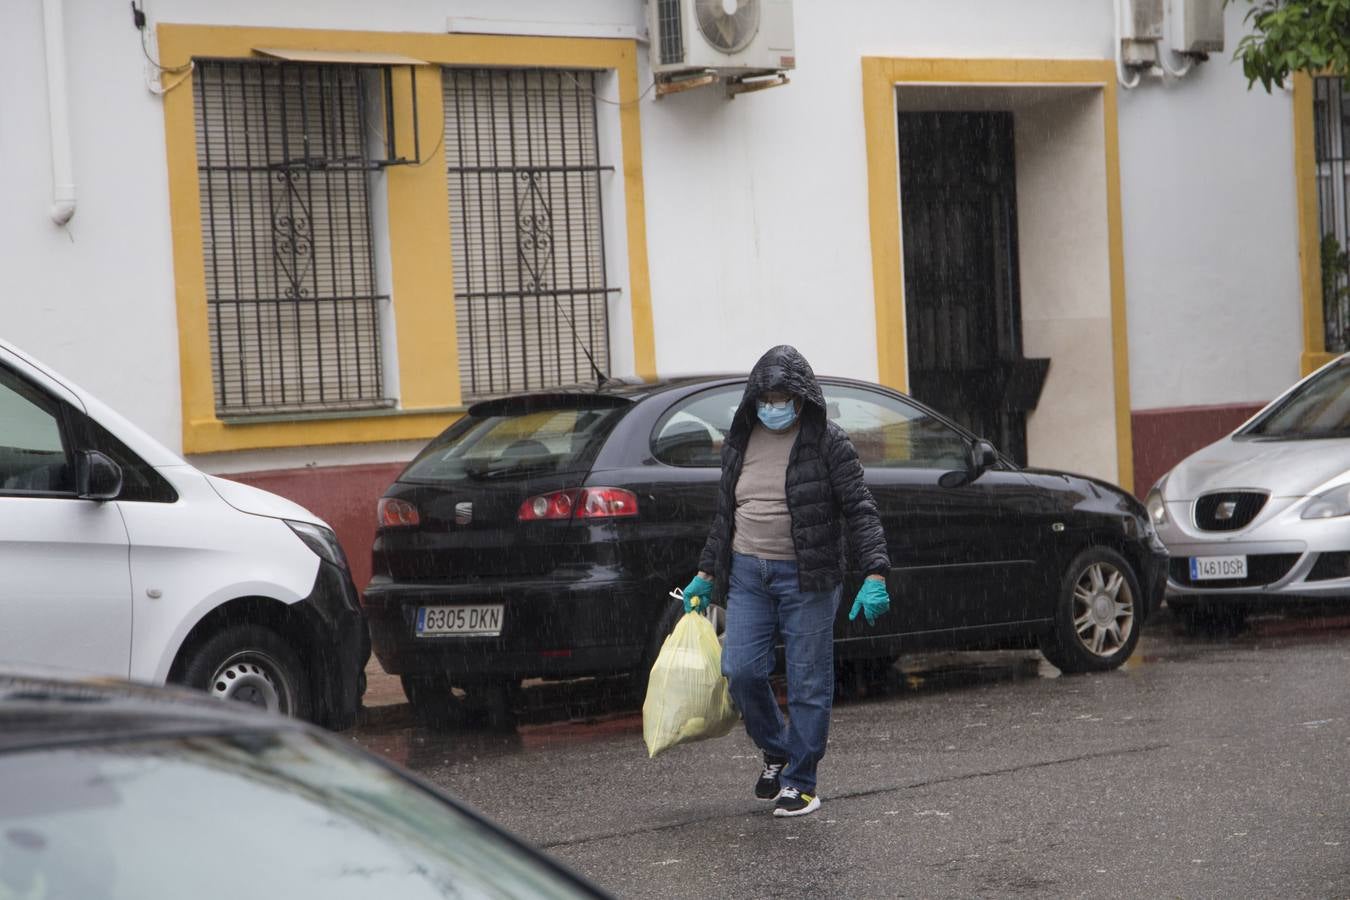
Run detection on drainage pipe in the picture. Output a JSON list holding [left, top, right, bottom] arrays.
[[43, 0, 76, 226]]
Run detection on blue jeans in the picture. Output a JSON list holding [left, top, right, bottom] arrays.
[[722, 552, 840, 795]]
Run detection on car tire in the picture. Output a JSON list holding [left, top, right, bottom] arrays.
[[180, 624, 313, 720], [401, 674, 465, 729], [1038, 547, 1142, 674], [834, 656, 898, 699], [462, 681, 520, 732]]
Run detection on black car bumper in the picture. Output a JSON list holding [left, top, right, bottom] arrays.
[[301, 562, 371, 729], [1142, 546, 1169, 619], [363, 573, 651, 682]]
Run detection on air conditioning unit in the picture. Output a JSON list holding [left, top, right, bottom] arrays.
[[648, 0, 795, 78]]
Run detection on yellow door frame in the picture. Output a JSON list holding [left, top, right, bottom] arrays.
[[1292, 72, 1338, 376], [860, 57, 1134, 491]]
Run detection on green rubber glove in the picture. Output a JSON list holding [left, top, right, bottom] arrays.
[[681, 574, 715, 614], [849, 578, 890, 626]]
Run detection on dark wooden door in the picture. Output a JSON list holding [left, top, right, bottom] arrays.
[[897, 111, 1034, 463]]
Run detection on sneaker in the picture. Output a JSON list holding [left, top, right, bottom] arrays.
[[773, 786, 820, 818], [755, 756, 787, 800]]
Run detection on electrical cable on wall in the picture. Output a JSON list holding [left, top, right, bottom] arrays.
[[1158, 50, 1195, 79], [1113, 0, 1143, 89], [132, 1, 194, 95], [560, 71, 657, 107]]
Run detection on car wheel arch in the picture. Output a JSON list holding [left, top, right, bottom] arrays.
[[167, 595, 326, 712]]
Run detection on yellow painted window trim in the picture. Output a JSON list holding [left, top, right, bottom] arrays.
[[1292, 72, 1333, 376], [860, 57, 1134, 492], [157, 24, 655, 455]]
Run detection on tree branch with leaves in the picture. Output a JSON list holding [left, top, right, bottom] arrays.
[[1230, 0, 1350, 90]]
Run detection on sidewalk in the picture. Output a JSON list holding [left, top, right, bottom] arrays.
[[358, 657, 410, 726]]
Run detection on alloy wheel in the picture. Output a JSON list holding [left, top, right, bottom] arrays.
[[1071, 561, 1135, 657]]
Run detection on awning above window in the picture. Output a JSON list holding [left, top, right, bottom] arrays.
[[253, 47, 428, 66]]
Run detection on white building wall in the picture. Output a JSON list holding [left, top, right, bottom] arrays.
[[1015, 90, 1118, 480], [1115, 1, 1301, 410], [2, 0, 1304, 472], [644, 1, 1118, 382]]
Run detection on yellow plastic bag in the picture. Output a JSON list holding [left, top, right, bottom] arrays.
[[642, 611, 739, 758]]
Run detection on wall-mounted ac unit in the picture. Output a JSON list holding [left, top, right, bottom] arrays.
[[648, 0, 794, 78]]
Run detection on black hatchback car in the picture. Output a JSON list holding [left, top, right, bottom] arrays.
[[365, 376, 1167, 720]]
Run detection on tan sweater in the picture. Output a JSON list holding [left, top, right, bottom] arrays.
[[731, 422, 799, 560]]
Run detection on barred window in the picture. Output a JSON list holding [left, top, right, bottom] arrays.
[[443, 69, 614, 400], [1315, 76, 1350, 353], [193, 59, 390, 416]]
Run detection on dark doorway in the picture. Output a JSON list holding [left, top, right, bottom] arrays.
[[897, 110, 1044, 464]]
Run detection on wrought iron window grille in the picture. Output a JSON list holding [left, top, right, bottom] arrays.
[[444, 68, 617, 400], [1314, 76, 1350, 353], [193, 58, 395, 416]]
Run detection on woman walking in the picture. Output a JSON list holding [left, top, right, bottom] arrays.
[[681, 345, 891, 818]]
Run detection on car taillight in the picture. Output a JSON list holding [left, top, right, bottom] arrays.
[[378, 497, 420, 528], [518, 488, 639, 521]]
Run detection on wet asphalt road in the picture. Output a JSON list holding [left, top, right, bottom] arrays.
[[350, 609, 1350, 898]]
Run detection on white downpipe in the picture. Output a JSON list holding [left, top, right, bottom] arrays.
[[43, 0, 76, 226], [1113, 0, 1142, 89]]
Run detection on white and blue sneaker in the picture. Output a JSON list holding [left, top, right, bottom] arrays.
[[773, 786, 821, 817]]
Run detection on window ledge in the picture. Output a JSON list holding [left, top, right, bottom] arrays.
[[217, 404, 467, 426]]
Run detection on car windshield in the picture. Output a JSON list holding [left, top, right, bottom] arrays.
[[0, 729, 596, 900], [1240, 361, 1350, 439], [401, 403, 627, 483]]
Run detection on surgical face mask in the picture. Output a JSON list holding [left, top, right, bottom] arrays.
[[757, 399, 798, 431]]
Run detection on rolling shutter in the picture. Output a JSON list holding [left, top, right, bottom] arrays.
[[442, 68, 614, 400]]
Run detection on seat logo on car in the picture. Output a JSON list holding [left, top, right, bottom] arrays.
[[455, 502, 474, 526], [1215, 501, 1237, 521]]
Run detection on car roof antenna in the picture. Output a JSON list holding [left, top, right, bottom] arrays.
[[547, 294, 610, 389]]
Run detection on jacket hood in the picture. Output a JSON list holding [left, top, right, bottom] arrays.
[[725, 345, 826, 446], [743, 344, 826, 410]]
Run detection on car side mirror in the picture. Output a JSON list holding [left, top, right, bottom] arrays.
[[76, 450, 123, 501], [973, 439, 999, 472], [938, 439, 1000, 489]]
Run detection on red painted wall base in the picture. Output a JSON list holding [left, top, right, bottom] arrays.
[[1130, 403, 1264, 498], [230, 462, 406, 593]]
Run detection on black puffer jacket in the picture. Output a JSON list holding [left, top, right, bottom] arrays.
[[697, 345, 891, 601]]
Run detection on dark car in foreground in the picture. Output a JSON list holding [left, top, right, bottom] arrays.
[[0, 672, 608, 899], [365, 376, 1168, 722]]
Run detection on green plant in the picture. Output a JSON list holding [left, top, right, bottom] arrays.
[[1322, 234, 1350, 348], [1229, 0, 1350, 91]]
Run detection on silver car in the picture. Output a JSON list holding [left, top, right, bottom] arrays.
[[1150, 355, 1350, 624]]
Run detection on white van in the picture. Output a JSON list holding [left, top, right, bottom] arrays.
[[0, 339, 368, 729]]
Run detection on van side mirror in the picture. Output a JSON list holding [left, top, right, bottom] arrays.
[[76, 450, 123, 501], [938, 439, 1000, 489]]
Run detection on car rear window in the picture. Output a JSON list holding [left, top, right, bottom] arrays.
[[1241, 361, 1350, 439], [402, 401, 629, 483]]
